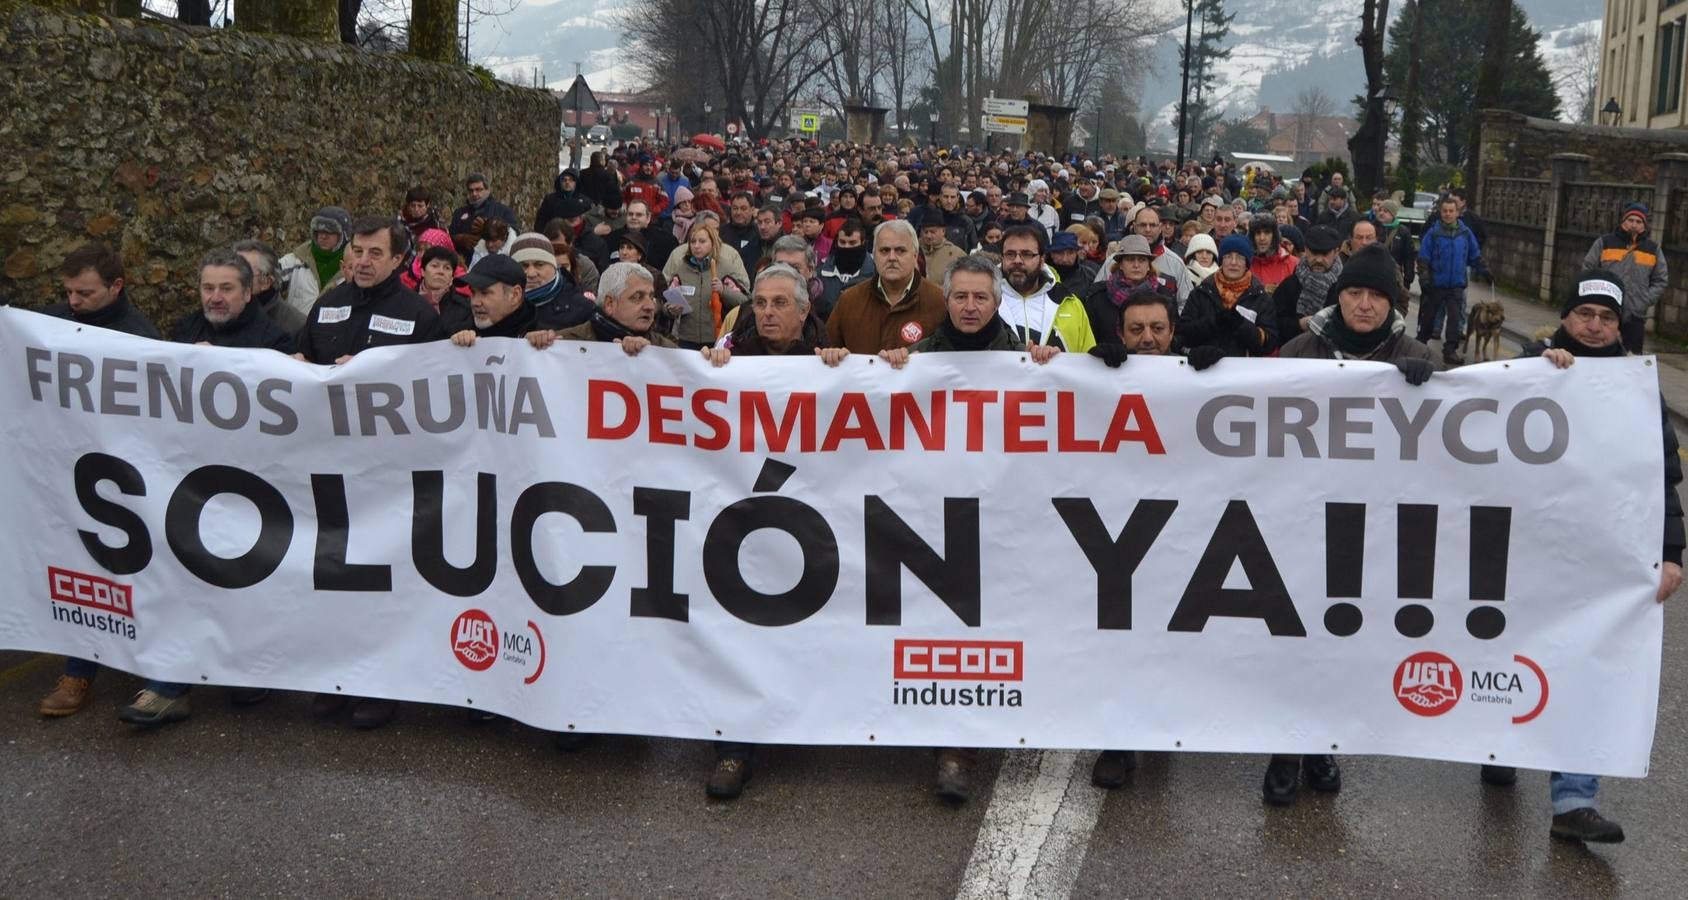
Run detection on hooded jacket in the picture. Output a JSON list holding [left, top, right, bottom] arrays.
[[42, 292, 159, 339], [1583, 227, 1669, 322]]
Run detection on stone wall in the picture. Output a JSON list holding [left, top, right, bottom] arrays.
[[1475, 110, 1688, 186], [0, 4, 559, 324]]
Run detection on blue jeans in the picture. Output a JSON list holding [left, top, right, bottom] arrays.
[[143, 680, 190, 698], [1550, 771, 1599, 814], [64, 657, 98, 679], [1417, 286, 1467, 346]]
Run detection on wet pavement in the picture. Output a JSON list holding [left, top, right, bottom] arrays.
[[2, 576, 1684, 899]]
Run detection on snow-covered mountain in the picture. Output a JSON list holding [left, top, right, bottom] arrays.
[[473, 0, 1600, 134]]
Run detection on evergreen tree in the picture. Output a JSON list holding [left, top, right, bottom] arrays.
[[1179, 0, 1233, 158], [1383, 0, 1558, 168]]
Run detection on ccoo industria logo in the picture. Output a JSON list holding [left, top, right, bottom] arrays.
[[891, 639, 1024, 708]]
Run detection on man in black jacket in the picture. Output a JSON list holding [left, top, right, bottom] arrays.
[[446, 254, 548, 346], [36, 244, 159, 720], [448, 172, 519, 257], [1497, 270, 1683, 845], [171, 250, 295, 352], [295, 217, 445, 368], [42, 243, 159, 339]]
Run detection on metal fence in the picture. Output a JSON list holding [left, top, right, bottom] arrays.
[[1562, 182, 1654, 235], [1485, 178, 1550, 227]]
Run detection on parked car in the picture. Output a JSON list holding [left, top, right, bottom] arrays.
[[1395, 191, 1440, 237], [587, 124, 612, 145]]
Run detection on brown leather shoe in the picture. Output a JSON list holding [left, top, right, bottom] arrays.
[[39, 676, 92, 717]]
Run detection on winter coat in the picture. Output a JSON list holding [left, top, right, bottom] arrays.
[[1178, 274, 1277, 357], [1075, 274, 1175, 349], [578, 164, 622, 212], [1378, 221, 1417, 290], [42, 292, 159, 339], [294, 270, 444, 364], [1316, 203, 1358, 234], [825, 274, 947, 354], [1584, 229, 1670, 322], [662, 251, 750, 346], [1250, 250, 1299, 293], [817, 250, 876, 322], [921, 241, 967, 281], [1418, 220, 1487, 289], [1277, 310, 1431, 363], [170, 299, 295, 353], [1059, 192, 1105, 226], [555, 316, 679, 348], [910, 319, 1026, 353], [449, 197, 518, 241]]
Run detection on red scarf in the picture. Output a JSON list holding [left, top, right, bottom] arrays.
[[1215, 270, 1252, 309]]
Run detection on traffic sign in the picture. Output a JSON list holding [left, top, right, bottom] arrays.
[[982, 114, 1028, 135], [799, 114, 820, 133], [726, 121, 740, 135], [983, 97, 1029, 117]]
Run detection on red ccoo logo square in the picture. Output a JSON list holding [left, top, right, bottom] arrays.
[[47, 567, 134, 619], [894, 639, 1023, 681]]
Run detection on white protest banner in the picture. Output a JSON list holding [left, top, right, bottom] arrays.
[[0, 308, 1665, 775]]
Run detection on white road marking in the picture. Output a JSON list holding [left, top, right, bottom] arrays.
[[955, 750, 1105, 900]]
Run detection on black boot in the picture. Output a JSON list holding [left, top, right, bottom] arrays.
[[349, 698, 397, 729], [1480, 764, 1517, 786], [1091, 750, 1137, 789], [935, 749, 973, 804], [1263, 755, 1300, 806], [1303, 755, 1341, 793]]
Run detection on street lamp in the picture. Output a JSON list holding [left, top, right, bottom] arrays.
[[663, 106, 672, 144], [929, 111, 939, 147], [1379, 85, 1399, 117], [1602, 97, 1622, 126], [704, 102, 714, 136]]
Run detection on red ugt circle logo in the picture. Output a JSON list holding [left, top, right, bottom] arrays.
[[1394, 651, 1462, 717], [451, 609, 499, 671]]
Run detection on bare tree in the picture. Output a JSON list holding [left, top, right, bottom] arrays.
[[1551, 21, 1601, 124], [815, 0, 887, 118], [1291, 86, 1334, 159], [879, 1, 921, 137]]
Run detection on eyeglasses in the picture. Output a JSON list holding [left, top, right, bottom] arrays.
[[1570, 307, 1619, 325], [1001, 250, 1042, 261]]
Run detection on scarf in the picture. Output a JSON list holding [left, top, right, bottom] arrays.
[[310, 243, 344, 286], [526, 273, 563, 306], [1187, 259, 1218, 283], [832, 244, 868, 274], [1214, 270, 1253, 309], [1307, 305, 1403, 359], [937, 312, 1006, 351], [672, 212, 696, 244], [588, 309, 642, 342], [1106, 271, 1162, 308], [1294, 258, 1342, 316], [1549, 326, 1625, 358]]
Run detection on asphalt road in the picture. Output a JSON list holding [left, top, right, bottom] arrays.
[[2, 573, 1684, 899]]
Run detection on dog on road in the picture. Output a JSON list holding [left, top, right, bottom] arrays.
[[1465, 299, 1506, 363]]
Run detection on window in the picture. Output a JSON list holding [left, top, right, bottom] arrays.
[[1659, 19, 1686, 114], [1635, 36, 1647, 119]]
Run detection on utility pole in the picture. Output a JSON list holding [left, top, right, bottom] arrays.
[[461, 0, 470, 62], [1176, 0, 1193, 168]]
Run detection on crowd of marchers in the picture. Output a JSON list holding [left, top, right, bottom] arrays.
[[11, 137, 1682, 846]]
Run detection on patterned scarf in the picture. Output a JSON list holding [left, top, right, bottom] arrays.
[[1294, 258, 1343, 316]]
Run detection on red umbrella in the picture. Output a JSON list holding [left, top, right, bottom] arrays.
[[691, 133, 726, 151]]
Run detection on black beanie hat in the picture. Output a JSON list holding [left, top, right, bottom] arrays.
[[1331, 244, 1398, 301], [1563, 270, 1625, 319]]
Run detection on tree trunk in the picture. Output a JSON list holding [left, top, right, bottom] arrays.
[[1396, 0, 1426, 194], [1464, 0, 1512, 202], [236, 0, 277, 31], [409, 0, 459, 62], [274, 0, 339, 41], [1345, 0, 1390, 201], [339, 0, 362, 44], [176, 0, 211, 26]]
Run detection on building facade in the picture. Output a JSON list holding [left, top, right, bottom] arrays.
[[1600, 0, 1688, 128]]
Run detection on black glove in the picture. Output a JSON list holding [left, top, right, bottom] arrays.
[[1088, 344, 1130, 368], [1395, 357, 1435, 386], [1216, 306, 1245, 329], [1187, 345, 1225, 371]]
